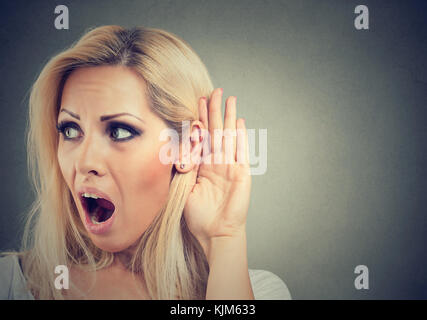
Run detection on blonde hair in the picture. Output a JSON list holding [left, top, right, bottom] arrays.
[[12, 25, 214, 299]]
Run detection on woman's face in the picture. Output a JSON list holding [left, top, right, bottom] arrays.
[[57, 65, 173, 252]]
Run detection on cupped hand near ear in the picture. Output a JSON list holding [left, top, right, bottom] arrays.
[[183, 88, 251, 256]]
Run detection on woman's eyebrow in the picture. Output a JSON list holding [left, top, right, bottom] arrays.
[[59, 109, 80, 120], [59, 108, 145, 123]]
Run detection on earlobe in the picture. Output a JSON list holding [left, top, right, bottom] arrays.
[[174, 159, 186, 171], [175, 161, 192, 173]]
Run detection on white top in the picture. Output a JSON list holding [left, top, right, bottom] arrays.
[[0, 255, 291, 300]]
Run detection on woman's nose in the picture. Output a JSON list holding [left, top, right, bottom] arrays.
[[75, 134, 106, 177]]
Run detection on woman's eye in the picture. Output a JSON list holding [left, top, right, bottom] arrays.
[[63, 127, 79, 139], [56, 122, 81, 140], [108, 122, 141, 142], [110, 127, 132, 140]]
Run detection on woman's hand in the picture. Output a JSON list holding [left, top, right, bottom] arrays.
[[183, 88, 251, 257]]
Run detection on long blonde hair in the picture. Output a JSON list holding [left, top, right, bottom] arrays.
[[14, 25, 214, 299]]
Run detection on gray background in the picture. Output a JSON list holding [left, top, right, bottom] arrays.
[[1, 0, 426, 299]]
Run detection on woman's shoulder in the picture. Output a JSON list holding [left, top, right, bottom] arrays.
[[248, 268, 292, 300], [0, 255, 15, 298], [0, 254, 34, 300]]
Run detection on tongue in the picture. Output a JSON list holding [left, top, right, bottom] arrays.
[[95, 198, 115, 211]]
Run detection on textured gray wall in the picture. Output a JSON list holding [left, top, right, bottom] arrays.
[[0, 0, 426, 299]]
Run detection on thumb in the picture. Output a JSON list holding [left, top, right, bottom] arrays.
[[189, 162, 200, 193]]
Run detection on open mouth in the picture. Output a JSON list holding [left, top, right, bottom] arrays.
[[80, 194, 115, 224]]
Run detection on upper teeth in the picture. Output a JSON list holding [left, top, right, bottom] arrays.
[[82, 192, 99, 199]]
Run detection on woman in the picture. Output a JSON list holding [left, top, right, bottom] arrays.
[[0, 25, 291, 300]]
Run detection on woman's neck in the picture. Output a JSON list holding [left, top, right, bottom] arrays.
[[112, 241, 139, 270]]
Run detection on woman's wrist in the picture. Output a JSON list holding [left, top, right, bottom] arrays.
[[203, 229, 254, 299], [199, 229, 247, 266]]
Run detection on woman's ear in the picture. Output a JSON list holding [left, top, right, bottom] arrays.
[[175, 120, 205, 173]]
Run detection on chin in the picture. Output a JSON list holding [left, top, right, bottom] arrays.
[[89, 235, 136, 253]]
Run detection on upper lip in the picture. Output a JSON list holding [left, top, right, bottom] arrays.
[[77, 186, 114, 203]]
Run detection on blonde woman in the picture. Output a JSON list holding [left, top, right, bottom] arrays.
[[0, 26, 291, 300]]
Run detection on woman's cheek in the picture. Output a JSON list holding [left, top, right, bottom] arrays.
[[128, 147, 172, 210], [57, 148, 72, 184]]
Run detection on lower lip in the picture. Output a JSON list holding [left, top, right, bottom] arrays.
[[83, 206, 116, 235]]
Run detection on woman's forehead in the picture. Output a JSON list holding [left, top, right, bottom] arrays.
[[60, 65, 151, 116]]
